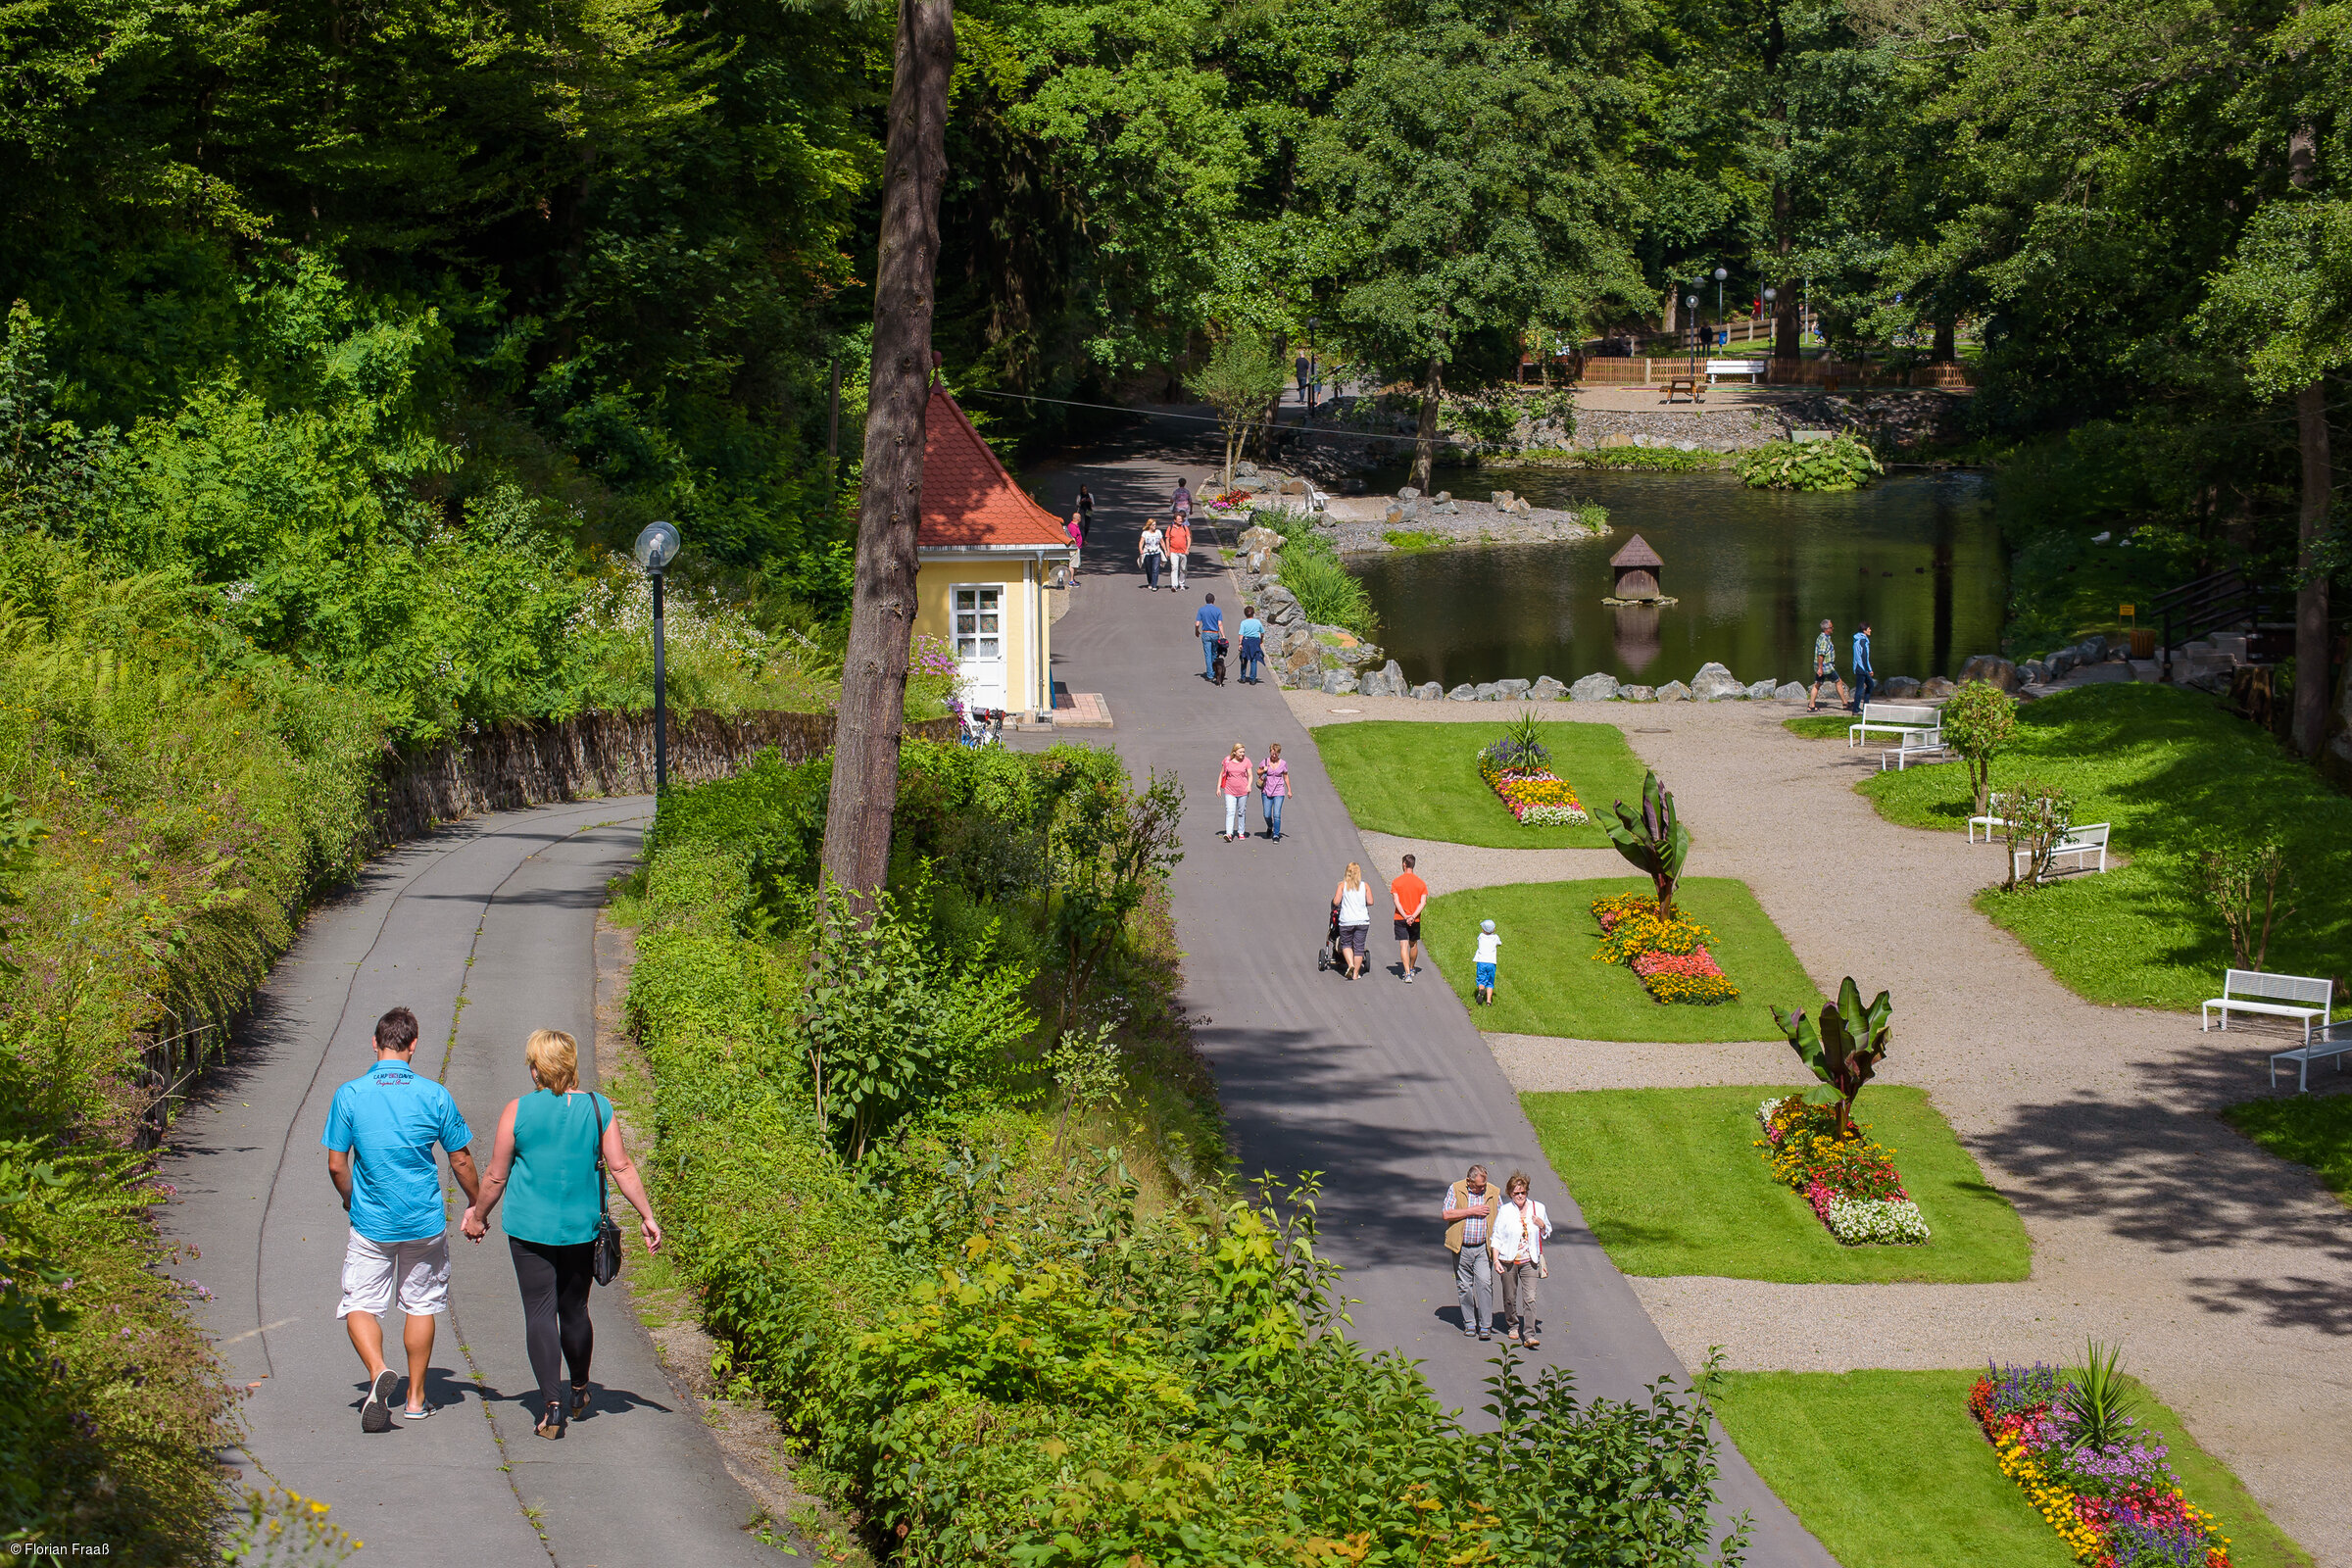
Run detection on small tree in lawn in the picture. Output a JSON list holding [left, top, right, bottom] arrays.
[[2197, 839, 2297, 970], [1999, 781, 2076, 891], [1602, 770, 1690, 919], [1940, 680, 2015, 818], [1772, 977, 1892, 1139], [1189, 333, 1289, 492]]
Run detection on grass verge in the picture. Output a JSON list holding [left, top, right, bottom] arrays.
[[1783, 712, 1862, 740], [2222, 1095, 2352, 1205], [1425, 877, 1819, 1042], [1316, 718, 1651, 849], [1857, 683, 2352, 1008], [1710, 1369, 2312, 1568], [1523, 1086, 2029, 1283]]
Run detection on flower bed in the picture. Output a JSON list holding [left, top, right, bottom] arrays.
[[1969, 1365, 2233, 1568], [1591, 895, 1738, 1004], [1753, 1095, 1930, 1245], [1476, 746, 1587, 825]]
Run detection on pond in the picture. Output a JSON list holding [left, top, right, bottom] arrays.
[[1348, 466, 2005, 692]]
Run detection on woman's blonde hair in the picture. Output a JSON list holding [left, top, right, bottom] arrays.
[[526, 1029, 580, 1096], [1268, 742, 1282, 759], [1230, 742, 1247, 759], [1344, 862, 1362, 890]]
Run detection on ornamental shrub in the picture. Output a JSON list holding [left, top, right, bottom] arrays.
[[1737, 433, 1885, 492]]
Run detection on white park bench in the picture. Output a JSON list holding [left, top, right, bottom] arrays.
[[2010, 821, 2110, 878], [2271, 1021, 2352, 1094], [1878, 724, 1948, 770], [1968, 791, 2022, 842], [2203, 969, 2332, 1048], [1850, 702, 1939, 747], [1707, 359, 1767, 384]]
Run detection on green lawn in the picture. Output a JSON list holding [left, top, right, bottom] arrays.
[[1523, 1086, 2030, 1283], [1711, 1369, 2313, 1568], [1424, 876, 1819, 1042], [1783, 712, 1862, 740], [1857, 683, 2352, 1008], [2223, 1095, 2352, 1205], [1314, 718, 1651, 849]]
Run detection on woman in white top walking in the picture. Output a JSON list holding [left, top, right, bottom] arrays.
[[1332, 862, 1373, 979], [1138, 518, 1166, 590], [1490, 1169, 1551, 1348]]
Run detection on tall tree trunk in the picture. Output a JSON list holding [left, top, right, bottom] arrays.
[[1773, 181, 1800, 363], [2289, 116, 2331, 759], [1932, 314, 1956, 362], [1409, 356, 1443, 492], [2294, 379, 2331, 757], [819, 0, 955, 903]]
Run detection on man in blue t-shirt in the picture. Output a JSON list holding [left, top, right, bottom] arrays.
[[322, 1005, 479, 1432], [1195, 594, 1224, 681]]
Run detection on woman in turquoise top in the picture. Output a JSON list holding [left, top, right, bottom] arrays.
[[463, 1029, 661, 1439]]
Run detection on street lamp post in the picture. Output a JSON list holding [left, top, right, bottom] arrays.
[[1762, 286, 1777, 361], [1712, 267, 1728, 352], [1685, 293, 1699, 378], [633, 519, 682, 794], [1305, 316, 1320, 421]]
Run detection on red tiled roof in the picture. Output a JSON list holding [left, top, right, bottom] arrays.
[[917, 387, 1069, 549]]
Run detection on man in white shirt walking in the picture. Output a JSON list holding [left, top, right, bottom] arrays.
[[1491, 1170, 1551, 1348], [1442, 1164, 1497, 1340]]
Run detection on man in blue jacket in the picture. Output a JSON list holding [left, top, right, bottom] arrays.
[[1851, 621, 1876, 712]]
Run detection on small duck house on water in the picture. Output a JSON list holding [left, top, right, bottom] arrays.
[[1608, 534, 1665, 602]]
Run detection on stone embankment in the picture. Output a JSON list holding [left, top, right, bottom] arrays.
[[1319, 484, 1607, 553]]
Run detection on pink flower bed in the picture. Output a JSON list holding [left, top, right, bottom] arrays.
[[1629, 950, 1726, 982]]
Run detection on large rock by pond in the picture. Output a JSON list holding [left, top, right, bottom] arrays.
[[1878, 676, 1922, 698], [1412, 681, 1445, 700], [1690, 662, 1747, 702], [1571, 672, 1621, 702], [1531, 675, 1568, 701], [1321, 668, 1359, 696], [1655, 680, 1691, 702], [1620, 684, 1657, 702], [1745, 678, 1778, 699], [1957, 654, 2021, 692], [1775, 681, 1809, 701], [1447, 683, 1480, 701]]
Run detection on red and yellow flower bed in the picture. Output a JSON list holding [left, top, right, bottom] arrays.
[[1477, 752, 1587, 825], [1969, 1365, 2232, 1568], [1590, 894, 1738, 1004]]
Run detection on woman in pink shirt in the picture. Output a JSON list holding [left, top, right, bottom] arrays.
[[1256, 742, 1289, 842], [1217, 743, 1252, 843]]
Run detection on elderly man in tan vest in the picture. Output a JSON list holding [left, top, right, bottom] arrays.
[[1441, 1163, 1498, 1341]]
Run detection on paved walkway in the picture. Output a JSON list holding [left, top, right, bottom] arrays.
[[164, 801, 799, 1566], [1296, 693, 2352, 1565], [1024, 437, 1837, 1566]]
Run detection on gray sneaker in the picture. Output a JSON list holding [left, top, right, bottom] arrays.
[[361, 1369, 398, 1434]]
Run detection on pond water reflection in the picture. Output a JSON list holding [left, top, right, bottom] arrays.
[[1349, 466, 2004, 691]]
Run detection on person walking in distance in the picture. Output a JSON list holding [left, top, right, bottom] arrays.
[[1850, 620, 1876, 713], [1257, 741, 1289, 841], [1473, 918, 1500, 1005], [462, 1030, 662, 1440], [1491, 1170, 1551, 1348], [1166, 513, 1192, 591], [1171, 476, 1193, 532], [1807, 617, 1849, 712], [1216, 742, 1252, 844], [1065, 512, 1084, 585], [1195, 593, 1225, 682], [1391, 854, 1428, 982], [1138, 517, 1165, 591], [323, 1006, 481, 1432], [1443, 1164, 1498, 1340], [1237, 604, 1266, 684], [1075, 483, 1094, 540], [1333, 862, 1373, 978]]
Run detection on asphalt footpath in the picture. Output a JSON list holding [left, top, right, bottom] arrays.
[[164, 799, 801, 1567], [1023, 443, 1838, 1567]]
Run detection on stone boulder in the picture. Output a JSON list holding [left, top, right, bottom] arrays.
[[1598, 432, 1635, 449], [2019, 659, 2050, 686], [1619, 683, 1657, 702], [1411, 681, 1444, 700], [1690, 662, 1747, 702], [1957, 655, 2021, 693], [1278, 476, 1311, 496], [1434, 491, 1452, 504], [1236, 461, 1260, 477], [1878, 676, 1922, 699], [1358, 659, 1405, 697], [1919, 676, 1957, 697], [1491, 490, 1517, 509], [1258, 585, 1303, 626], [2075, 635, 2109, 664], [1239, 524, 1283, 555], [1745, 678, 1779, 700], [1321, 668, 1359, 696], [1396, 485, 1422, 501], [1446, 683, 1480, 701], [2046, 647, 2077, 677], [1474, 682, 1502, 701], [1530, 675, 1568, 701], [1774, 681, 1808, 702], [1494, 678, 1532, 700], [1570, 672, 1621, 702], [1655, 680, 1691, 703]]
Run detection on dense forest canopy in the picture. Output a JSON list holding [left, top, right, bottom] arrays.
[[0, 0, 2345, 716]]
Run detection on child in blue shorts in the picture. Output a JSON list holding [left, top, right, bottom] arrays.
[[1474, 918, 1500, 1005]]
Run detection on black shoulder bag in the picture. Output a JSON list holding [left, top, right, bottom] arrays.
[[589, 1095, 624, 1287]]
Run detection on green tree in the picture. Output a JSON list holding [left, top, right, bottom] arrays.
[[1939, 679, 2016, 818], [1299, 0, 1646, 490], [1188, 332, 1290, 489]]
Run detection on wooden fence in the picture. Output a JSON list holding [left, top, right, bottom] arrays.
[[1544, 355, 1968, 389]]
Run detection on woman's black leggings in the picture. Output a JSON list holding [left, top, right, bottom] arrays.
[[509, 1237, 595, 1414]]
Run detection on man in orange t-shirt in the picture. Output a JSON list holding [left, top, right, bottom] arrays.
[[1391, 854, 1429, 982]]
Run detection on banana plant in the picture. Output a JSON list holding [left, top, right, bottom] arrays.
[[1602, 770, 1690, 919], [1771, 978, 1893, 1138]]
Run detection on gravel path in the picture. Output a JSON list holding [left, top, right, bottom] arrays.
[[1297, 692, 2352, 1565]]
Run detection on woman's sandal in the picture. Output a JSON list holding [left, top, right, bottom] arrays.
[[536, 1400, 565, 1440], [570, 1382, 592, 1420]]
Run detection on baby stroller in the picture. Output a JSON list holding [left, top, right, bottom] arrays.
[[957, 704, 1006, 748], [1211, 634, 1231, 687], [1315, 900, 1344, 973]]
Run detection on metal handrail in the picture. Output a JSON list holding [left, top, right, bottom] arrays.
[[2155, 569, 2278, 682]]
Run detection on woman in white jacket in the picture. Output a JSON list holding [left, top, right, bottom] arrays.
[[1490, 1170, 1551, 1348]]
